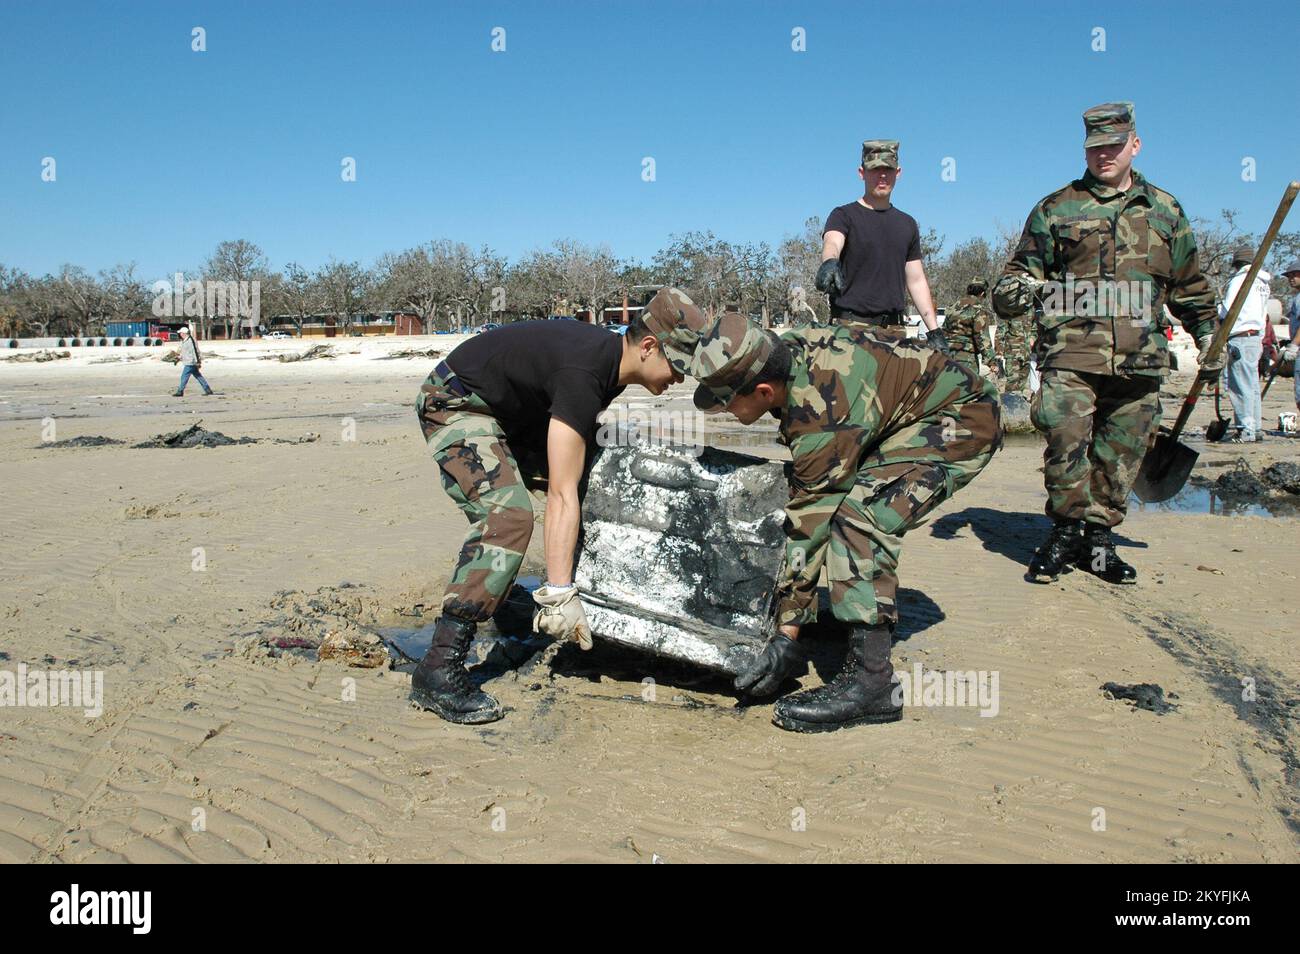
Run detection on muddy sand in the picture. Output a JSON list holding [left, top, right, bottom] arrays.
[[1, 336, 1298, 863]]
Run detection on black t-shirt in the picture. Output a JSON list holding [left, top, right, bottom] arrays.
[[823, 201, 922, 314], [447, 320, 625, 449]]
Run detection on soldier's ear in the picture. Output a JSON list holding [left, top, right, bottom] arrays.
[[1129, 135, 1142, 158], [858, 166, 866, 182]]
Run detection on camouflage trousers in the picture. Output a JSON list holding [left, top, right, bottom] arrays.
[[1030, 368, 1161, 528], [415, 366, 541, 622], [825, 405, 1000, 627], [948, 347, 987, 377], [830, 316, 910, 341], [996, 315, 1034, 392]]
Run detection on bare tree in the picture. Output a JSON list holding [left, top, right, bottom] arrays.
[[203, 239, 269, 338], [318, 259, 370, 333], [269, 263, 325, 336], [57, 265, 106, 336]]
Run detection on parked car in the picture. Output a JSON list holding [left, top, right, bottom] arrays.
[[264, 331, 291, 339]]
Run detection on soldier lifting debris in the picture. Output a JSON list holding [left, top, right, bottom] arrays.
[[409, 292, 705, 724], [993, 102, 1222, 585], [687, 314, 1001, 732]]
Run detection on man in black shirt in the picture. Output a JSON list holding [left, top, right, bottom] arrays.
[[815, 139, 950, 354], [409, 289, 706, 723]]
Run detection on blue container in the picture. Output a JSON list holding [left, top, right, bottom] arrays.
[[106, 320, 150, 338]]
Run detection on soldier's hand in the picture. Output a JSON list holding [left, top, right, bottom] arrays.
[[815, 259, 847, 297], [532, 584, 593, 650], [1196, 335, 1227, 377], [1283, 343, 1298, 362], [926, 328, 952, 355], [733, 633, 806, 697]]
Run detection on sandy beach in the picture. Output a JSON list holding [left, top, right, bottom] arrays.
[[1, 335, 1298, 863]]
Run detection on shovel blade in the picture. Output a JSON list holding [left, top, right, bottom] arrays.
[[1132, 431, 1199, 503], [1205, 417, 1230, 443]]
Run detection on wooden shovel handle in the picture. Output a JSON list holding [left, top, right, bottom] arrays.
[[1167, 180, 1300, 443]]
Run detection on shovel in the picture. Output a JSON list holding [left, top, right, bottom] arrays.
[[1261, 353, 1291, 399], [1133, 180, 1299, 502], [1205, 380, 1231, 443]]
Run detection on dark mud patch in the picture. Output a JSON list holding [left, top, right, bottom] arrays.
[[133, 421, 320, 448], [1193, 459, 1300, 501], [40, 435, 127, 448], [1100, 681, 1179, 714]]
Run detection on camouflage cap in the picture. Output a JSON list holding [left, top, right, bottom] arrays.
[[641, 287, 709, 375], [1083, 102, 1135, 148], [861, 139, 900, 170], [1231, 245, 1255, 267], [689, 313, 775, 413], [967, 278, 988, 294]]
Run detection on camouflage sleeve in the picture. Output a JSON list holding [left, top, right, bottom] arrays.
[[772, 428, 863, 626], [992, 203, 1053, 319], [1164, 205, 1217, 340]]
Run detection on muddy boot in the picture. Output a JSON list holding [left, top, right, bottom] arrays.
[[410, 615, 503, 724], [771, 624, 901, 733], [1076, 523, 1136, 585], [1027, 518, 1082, 583]]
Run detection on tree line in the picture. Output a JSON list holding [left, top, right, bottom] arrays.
[[2, 212, 1295, 339]]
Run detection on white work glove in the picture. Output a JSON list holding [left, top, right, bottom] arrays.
[[1197, 335, 1226, 375], [532, 584, 593, 650], [1283, 344, 1299, 362]]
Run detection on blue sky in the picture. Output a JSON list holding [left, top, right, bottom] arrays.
[[2, 0, 1296, 279]]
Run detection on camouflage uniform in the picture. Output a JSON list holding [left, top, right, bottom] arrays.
[[993, 103, 1216, 528], [415, 289, 707, 622], [994, 312, 1034, 392], [945, 288, 993, 375], [693, 321, 1002, 629], [416, 370, 541, 622]]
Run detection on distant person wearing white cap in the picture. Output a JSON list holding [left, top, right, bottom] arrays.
[[1218, 246, 1269, 442], [172, 325, 215, 397]]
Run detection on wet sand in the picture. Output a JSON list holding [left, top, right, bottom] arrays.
[[1, 337, 1298, 862]]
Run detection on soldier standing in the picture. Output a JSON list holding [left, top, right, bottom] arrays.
[[815, 140, 951, 354], [945, 279, 994, 375], [994, 301, 1035, 393], [409, 291, 703, 723], [993, 102, 1223, 584], [689, 315, 1001, 732]]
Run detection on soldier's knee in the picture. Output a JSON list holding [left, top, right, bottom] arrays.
[[484, 500, 534, 553]]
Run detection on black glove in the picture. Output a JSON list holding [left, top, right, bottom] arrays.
[[733, 634, 806, 697], [926, 328, 951, 355], [815, 259, 847, 297]]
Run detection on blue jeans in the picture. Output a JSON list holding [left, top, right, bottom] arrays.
[[178, 364, 213, 395], [1222, 335, 1262, 439]]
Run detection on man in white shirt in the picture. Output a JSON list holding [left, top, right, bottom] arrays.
[[1217, 246, 1270, 442]]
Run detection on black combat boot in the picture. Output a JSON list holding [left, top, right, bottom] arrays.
[[1076, 523, 1137, 584], [410, 615, 503, 724], [771, 624, 901, 732], [1027, 518, 1083, 582]]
